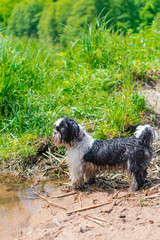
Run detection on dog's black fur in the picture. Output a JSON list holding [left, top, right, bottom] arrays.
[[83, 136, 152, 189], [53, 117, 158, 190]]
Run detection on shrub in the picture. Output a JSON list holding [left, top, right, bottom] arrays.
[[63, 0, 97, 40], [38, 2, 58, 41], [153, 12, 160, 31], [0, 0, 20, 26], [7, 0, 44, 36]]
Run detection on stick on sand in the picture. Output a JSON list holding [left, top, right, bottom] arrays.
[[33, 190, 67, 210], [66, 200, 112, 215]]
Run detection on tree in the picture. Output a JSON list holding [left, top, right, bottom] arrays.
[[139, 0, 160, 26], [111, 0, 140, 31], [0, 0, 20, 27], [38, 2, 58, 41], [63, 0, 97, 40], [153, 12, 160, 30], [7, 0, 44, 36], [55, 0, 76, 35]]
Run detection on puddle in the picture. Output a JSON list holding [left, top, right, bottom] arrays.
[[0, 176, 58, 240]]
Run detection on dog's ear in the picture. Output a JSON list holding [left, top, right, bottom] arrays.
[[67, 118, 80, 139], [61, 117, 80, 144]]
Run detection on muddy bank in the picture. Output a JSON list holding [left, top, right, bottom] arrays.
[[6, 182, 160, 240], [0, 176, 64, 240]]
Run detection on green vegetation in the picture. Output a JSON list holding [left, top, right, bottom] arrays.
[[0, 0, 160, 39], [1, 19, 160, 161], [7, 0, 44, 36], [0, 0, 160, 163]]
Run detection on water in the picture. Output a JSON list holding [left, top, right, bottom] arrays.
[[0, 176, 56, 240]]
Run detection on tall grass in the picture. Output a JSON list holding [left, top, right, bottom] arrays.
[[0, 22, 159, 160]]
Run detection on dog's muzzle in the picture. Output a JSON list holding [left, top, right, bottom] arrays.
[[52, 131, 62, 146]]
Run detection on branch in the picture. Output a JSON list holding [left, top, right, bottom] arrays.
[[66, 200, 112, 215], [33, 190, 67, 210], [50, 191, 78, 198]]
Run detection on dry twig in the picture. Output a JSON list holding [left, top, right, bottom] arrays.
[[66, 200, 112, 215], [67, 190, 133, 215], [144, 193, 160, 200], [83, 119, 104, 126], [86, 215, 106, 222], [50, 191, 78, 198], [85, 216, 104, 227], [155, 148, 160, 153], [149, 183, 160, 191], [105, 199, 117, 213], [33, 190, 67, 210]]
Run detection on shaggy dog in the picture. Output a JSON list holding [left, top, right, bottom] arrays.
[[53, 117, 158, 191]]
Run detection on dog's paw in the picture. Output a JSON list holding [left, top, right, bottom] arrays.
[[62, 185, 74, 192], [72, 182, 87, 191], [87, 178, 96, 185]]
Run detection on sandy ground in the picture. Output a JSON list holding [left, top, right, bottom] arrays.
[[13, 182, 160, 240]]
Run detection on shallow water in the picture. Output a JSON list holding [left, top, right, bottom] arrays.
[[0, 176, 56, 240]]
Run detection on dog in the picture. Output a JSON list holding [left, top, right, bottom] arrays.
[[53, 117, 158, 191]]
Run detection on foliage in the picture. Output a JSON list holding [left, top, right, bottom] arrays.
[[1, 20, 160, 159], [7, 0, 44, 36], [0, 0, 20, 27], [64, 0, 98, 40], [139, 0, 160, 26], [55, 0, 76, 35], [3, 0, 160, 39], [153, 12, 160, 31], [38, 2, 58, 40], [111, 0, 140, 31]]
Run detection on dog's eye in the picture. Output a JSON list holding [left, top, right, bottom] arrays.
[[56, 126, 60, 131]]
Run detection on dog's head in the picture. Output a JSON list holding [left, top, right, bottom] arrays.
[[53, 117, 81, 146]]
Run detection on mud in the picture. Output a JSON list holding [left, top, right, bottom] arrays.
[[0, 171, 160, 240], [0, 177, 57, 240], [5, 182, 160, 240]]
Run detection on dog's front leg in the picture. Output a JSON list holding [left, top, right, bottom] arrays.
[[67, 152, 84, 189], [71, 164, 84, 189]]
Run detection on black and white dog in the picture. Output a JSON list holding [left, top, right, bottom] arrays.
[[53, 117, 158, 191]]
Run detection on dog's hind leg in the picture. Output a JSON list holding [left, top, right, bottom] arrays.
[[128, 164, 149, 191]]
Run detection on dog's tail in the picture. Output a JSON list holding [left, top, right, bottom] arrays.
[[134, 124, 158, 146]]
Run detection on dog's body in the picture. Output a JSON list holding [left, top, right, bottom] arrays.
[[53, 117, 158, 191]]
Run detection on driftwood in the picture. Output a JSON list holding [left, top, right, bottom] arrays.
[[33, 190, 67, 210]]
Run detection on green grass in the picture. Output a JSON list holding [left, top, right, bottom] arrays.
[[0, 21, 159, 162]]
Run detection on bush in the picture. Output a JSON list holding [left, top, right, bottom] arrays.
[[38, 0, 77, 42], [0, 0, 20, 26], [55, 0, 76, 35], [7, 0, 44, 36], [63, 0, 97, 40], [38, 2, 58, 41], [153, 12, 160, 31]]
